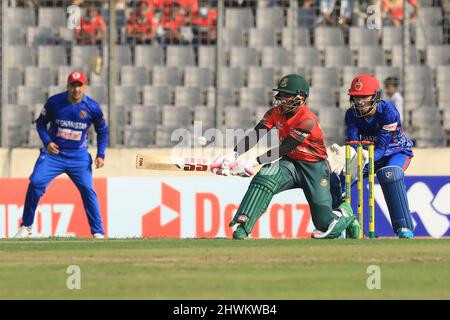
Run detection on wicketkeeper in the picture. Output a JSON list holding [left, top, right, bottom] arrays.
[[328, 74, 415, 238], [211, 74, 358, 240]]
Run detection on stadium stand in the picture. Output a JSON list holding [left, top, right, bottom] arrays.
[[1, 0, 449, 148]]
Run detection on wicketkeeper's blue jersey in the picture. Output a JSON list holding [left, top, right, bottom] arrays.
[[345, 100, 413, 162]]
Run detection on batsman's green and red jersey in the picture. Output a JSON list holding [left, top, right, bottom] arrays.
[[259, 105, 328, 162]]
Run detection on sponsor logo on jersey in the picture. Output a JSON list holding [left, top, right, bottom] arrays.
[[80, 110, 87, 119], [382, 122, 398, 131], [56, 128, 82, 141]]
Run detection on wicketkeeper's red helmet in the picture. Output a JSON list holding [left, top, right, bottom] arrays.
[[348, 74, 382, 96]]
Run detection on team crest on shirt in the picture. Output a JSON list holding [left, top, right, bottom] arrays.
[[279, 77, 288, 87], [80, 110, 87, 119], [354, 78, 363, 91], [320, 178, 328, 187]]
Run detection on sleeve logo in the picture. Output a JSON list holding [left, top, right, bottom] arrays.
[[382, 122, 398, 131]]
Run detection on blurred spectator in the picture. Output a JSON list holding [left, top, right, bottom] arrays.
[[126, 0, 157, 44], [191, 0, 217, 44], [353, 0, 377, 27], [318, 0, 352, 27], [384, 76, 404, 120], [75, 4, 106, 45], [155, 2, 189, 44], [382, 0, 420, 27]]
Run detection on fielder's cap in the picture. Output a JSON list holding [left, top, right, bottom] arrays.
[[67, 71, 87, 85]]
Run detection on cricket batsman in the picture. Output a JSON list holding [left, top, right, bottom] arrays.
[[211, 74, 358, 240], [329, 74, 414, 238], [15, 71, 108, 239]]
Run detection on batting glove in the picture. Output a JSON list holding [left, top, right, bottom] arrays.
[[210, 151, 239, 176], [230, 157, 259, 177]]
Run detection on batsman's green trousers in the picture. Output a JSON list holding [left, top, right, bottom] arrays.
[[231, 157, 335, 235]]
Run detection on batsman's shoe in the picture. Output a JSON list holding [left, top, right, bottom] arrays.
[[311, 202, 355, 239], [233, 226, 249, 240], [14, 226, 32, 239], [345, 218, 361, 239], [397, 227, 414, 239], [93, 233, 105, 239]]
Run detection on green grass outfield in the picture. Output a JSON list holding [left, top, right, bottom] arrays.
[[0, 238, 449, 299]]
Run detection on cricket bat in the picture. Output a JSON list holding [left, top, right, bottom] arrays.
[[136, 154, 212, 172]]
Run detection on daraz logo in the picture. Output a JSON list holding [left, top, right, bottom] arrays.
[[141, 183, 181, 237]]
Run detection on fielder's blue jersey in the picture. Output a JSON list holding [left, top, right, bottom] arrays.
[[345, 100, 413, 162], [36, 92, 108, 158]]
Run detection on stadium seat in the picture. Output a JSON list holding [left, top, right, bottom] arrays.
[[261, 47, 291, 71], [404, 66, 433, 85], [7, 45, 37, 67], [225, 8, 254, 29], [405, 83, 435, 110], [152, 66, 181, 86], [102, 45, 132, 66], [175, 86, 203, 106], [391, 45, 419, 67], [339, 87, 351, 109], [375, 66, 402, 87], [8, 67, 24, 87], [27, 27, 56, 46], [16, 86, 46, 106], [1, 104, 32, 125], [8, 26, 26, 45], [7, 8, 36, 28], [128, 105, 158, 127], [143, 86, 173, 106], [24, 67, 54, 87], [194, 106, 216, 129], [48, 85, 65, 97], [438, 90, 450, 110], [315, 27, 344, 50], [417, 7, 443, 26], [239, 87, 271, 108], [124, 126, 156, 147], [229, 47, 259, 69], [294, 47, 320, 69], [87, 86, 108, 104], [216, 67, 242, 88], [38, 45, 68, 68], [342, 66, 373, 86], [166, 46, 196, 67], [198, 46, 217, 69], [38, 7, 66, 28], [256, 7, 284, 29], [247, 67, 275, 88], [308, 87, 338, 111], [184, 67, 212, 88], [214, 87, 238, 107], [134, 46, 165, 67], [162, 105, 192, 127], [357, 46, 385, 67], [349, 27, 380, 50], [71, 46, 100, 68], [415, 26, 444, 50], [281, 27, 310, 48], [436, 65, 450, 89], [324, 46, 353, 67], [222, 28, 246, 48], [311, 67, 340, 88], [248, 28, 277, 48], [2, 125, 29, 148], [426, 45, 450, 69], [223, 107, 254, 129], [443, 109, 450, 130], [120, 66, 150, 86], [114, 86, 141, 106], [382, 27, 403, 50]]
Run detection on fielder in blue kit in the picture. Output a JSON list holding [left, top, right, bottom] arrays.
[[15, 71, 108, 239], [330, 74, 414, 238]]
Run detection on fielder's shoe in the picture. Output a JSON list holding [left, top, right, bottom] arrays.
[[397, 227, 413, 239], [15, 226, 32, 239], [93, 233, 105, 239], [232, 226, 249, 240]]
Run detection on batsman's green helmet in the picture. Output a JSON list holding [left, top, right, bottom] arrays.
[[273, 74, 310, 97]]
